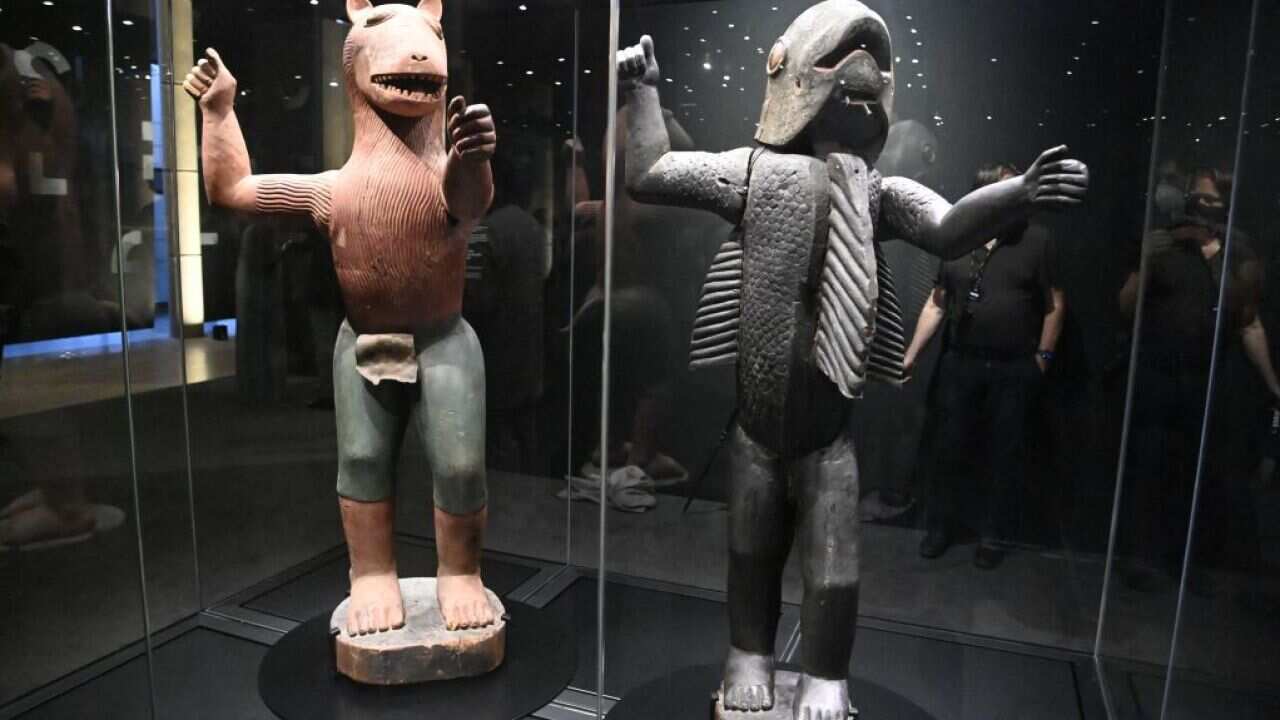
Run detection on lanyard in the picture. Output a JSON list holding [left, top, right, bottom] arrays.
[[966, 240, 1000, 302]]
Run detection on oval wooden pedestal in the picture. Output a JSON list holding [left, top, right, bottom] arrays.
[[329, 577, 506, 685]]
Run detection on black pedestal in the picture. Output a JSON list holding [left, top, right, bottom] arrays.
[[259, 602, 575, 720], [607, 664, 937, 720]]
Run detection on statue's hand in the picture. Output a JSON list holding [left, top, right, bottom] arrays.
[[1022, 145, 1089, 210], [182, 48, 237, 116], [448, 97, 497, 163], [618, 35, 660, 89]]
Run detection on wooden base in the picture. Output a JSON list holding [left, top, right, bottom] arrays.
[[713, 671, 858, 719], [329, 577, 506, 686]]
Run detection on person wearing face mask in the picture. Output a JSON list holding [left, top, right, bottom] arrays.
[[1117, 168, 1277, 590], [903, 163, 1066, 569]]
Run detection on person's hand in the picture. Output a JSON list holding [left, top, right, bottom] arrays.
[[1035, 354, 1049, 374], [1022, 145, 1089, 211], [448, 97, 497, 163], [903, 354, 917, 381], [618, 35, 660, 90], [182, 48, 237, 116]]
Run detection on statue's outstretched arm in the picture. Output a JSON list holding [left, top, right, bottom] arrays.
[[882, 145, 1089, 260], [183, 48, 334, 226], [619, 36, 750, 225]]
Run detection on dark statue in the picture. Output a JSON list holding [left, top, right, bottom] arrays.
[[617, 1, 1089, 717]]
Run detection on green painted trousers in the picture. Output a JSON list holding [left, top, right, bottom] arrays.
[[333, 317, 487, 514]]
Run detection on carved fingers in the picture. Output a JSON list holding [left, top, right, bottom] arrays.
[[448, 97, 497, 162], [182, 48, 236, 114], [1026, 145, 1090, 210], [618, 34, 660, 88]]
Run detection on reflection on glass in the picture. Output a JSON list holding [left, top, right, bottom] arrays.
[[0, 4, 150, 712]]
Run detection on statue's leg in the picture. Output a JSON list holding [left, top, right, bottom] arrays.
[[794, 433, 860, 720], [414, 318, 494, 630], [723, 425, 790, 712], [334, 321, 411, 636]]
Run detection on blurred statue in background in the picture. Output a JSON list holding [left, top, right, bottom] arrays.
[[618, 1, 1089, 716], [185, 0, 504, 684]]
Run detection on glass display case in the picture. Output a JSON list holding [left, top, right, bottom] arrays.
[[0, 1, 1276, 719], [590, 1, 1277, 719]]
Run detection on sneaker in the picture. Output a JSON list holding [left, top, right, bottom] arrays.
[[919, 528, 951, 559]]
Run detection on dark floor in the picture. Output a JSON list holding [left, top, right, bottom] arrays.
[[18, 628, 273, 720], [11, 540, 1102, 720], [1099, 658, 1280, 720], [4, 376, 1278, 718]]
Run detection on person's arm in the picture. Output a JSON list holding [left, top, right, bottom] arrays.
[[444, 97, 496, 222], [1242, 317, 1280, 401], [903, 287, 946, 378], [1118, 271, 1140, 319], [617, 36, 751, 225], [1037, 287, 1066, 373], [563, 139, 591, 210], [1236, 258, 1280, 401], [881, 146, 1089, 260]]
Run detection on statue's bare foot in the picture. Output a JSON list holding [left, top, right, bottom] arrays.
[[794, 674, 851, 720], [0, 502, 94, 546], [346, 570, 405, 636], [437, 573, 496, 630], [721, 645, 775, 712]]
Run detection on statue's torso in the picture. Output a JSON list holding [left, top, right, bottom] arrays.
[[734, 154, 871, 457], [327, 148, 468, 334]]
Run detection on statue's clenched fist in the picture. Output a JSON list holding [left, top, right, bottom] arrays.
[[182, 48, 237, 115], [448, 97, 497, 162], [618, 35, 660, 89]]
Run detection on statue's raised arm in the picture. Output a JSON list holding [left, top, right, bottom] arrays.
[[183, 48, 334, 227], [618, 36, 752, 225]]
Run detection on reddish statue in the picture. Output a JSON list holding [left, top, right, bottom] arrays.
[[184, 0, 499, 651]]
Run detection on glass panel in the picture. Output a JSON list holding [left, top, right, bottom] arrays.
[[1095, 1, 1259, 716], [1162, 1, 1280, 718], [179, 0, 587, 618], [117, 0, 203, 644], [598, 0, 1171, 715], [0, 0, 152, 711]]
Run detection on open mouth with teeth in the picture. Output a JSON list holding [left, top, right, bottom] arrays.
[[371, 73, 445, 102]]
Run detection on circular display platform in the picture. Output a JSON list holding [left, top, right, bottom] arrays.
[[607, 664, 936, 720], [259, 601, 575, 720]]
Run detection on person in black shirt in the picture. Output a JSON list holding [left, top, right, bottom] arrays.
[[903, 164, 1066, 568], [1117, 168, 1280, 589]]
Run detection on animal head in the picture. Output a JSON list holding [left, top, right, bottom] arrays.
[[755, 0, 894, 160], [344, 0, 448, 118]]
